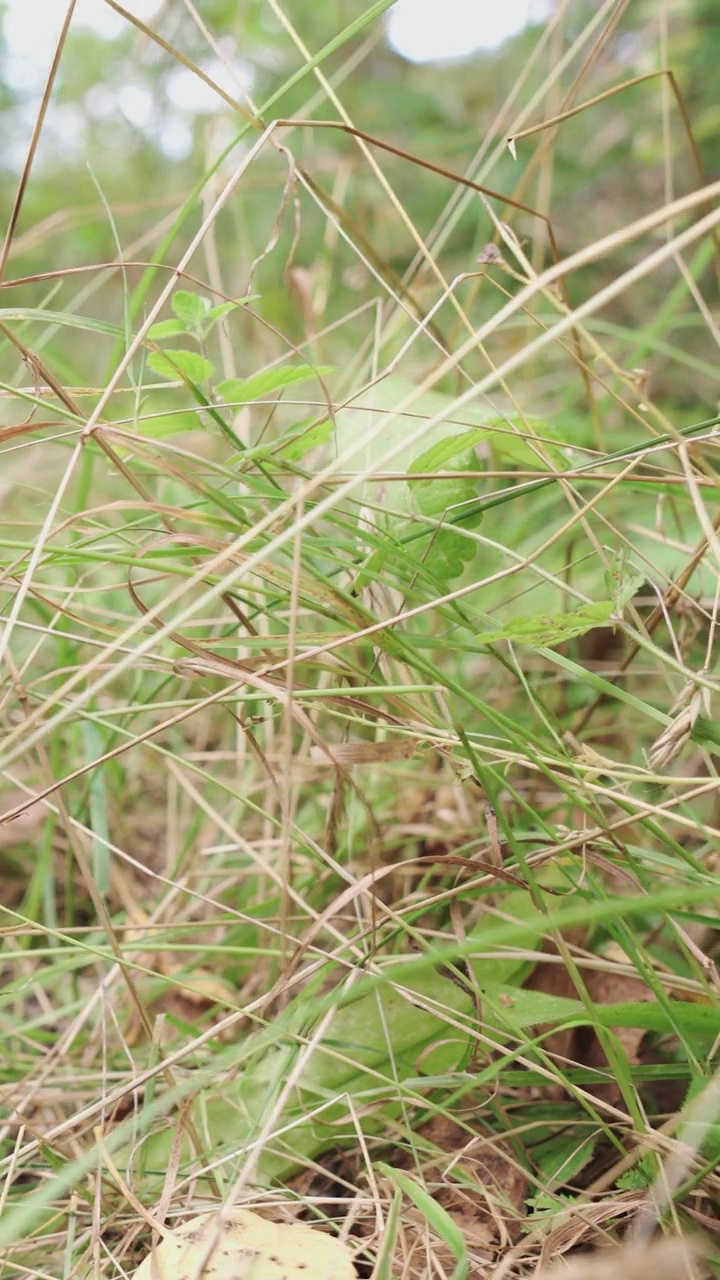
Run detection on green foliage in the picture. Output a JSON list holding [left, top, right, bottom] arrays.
[[408, 431, 485, 579], [135, 964, 475, 1185], [0, 1, 718, 1273], [274, 416, 335, 460], [377, 1165, 469, 1280], [528, 1130, 597, 1192], [679, 1075, 720, 1165], [216, 364, 337, 405], [171, 289, 214, 330], [476, 601, 616, 649], [604, 549, 646, 610], [147, 348, 215, 383]]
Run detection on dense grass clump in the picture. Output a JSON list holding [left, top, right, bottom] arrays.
[[0, 2, 718, 1277]]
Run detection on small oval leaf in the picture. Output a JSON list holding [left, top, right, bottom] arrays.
[[171, 290, 211, 327]]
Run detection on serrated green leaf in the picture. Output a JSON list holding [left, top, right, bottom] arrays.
[[205, 300, 240, 322], [217, 364, 337, 404], [147, 349, 215, 383], [417, 526, 477, 580], [530, 1130, 597, 1189], [476, 601, 615, 648], [171, 290, 211, 327], [617, 1161, 653, 1190], [277, 418, 334, 461], [409, 428, 488, 476], [489, 419, 567, 470], [146, 319, 187, 340], [405, 438, 484, 581], [134, 411, 202, 438]]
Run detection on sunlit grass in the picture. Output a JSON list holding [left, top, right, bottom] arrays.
[[0, 2, 719, 1278]]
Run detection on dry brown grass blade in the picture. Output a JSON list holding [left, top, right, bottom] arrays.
[[0, 1, 78, 282], [509, 70, 714, 219]]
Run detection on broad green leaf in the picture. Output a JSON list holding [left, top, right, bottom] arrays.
[[134, 410, 204, 437], [205, 300, 242, 321], [488, 419, 567, 470], [217, 364, 336, 404], [409, 428, 489, 476], [147, 348, 215, 383], [277, 417, 335, 461], [171, 289, 211, 327], [334, 374, 496, 475], [146, 319, 187, 340], [476, 601, 615, 648], [406, 436, 484, 581], [530, 1129, 597, 1189], [481, 985, 720, 1040], [135, 964, 475, 1185], [467, 889, 544, 986]]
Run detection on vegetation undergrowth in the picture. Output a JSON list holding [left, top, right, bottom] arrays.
[[0, 1, 718, 1277]]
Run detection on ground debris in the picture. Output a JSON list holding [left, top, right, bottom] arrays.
[[535, 1235, 707, 1280]]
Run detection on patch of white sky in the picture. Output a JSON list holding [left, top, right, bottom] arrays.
[[2, 0, 550, 165], [387, 0, 551, 62]]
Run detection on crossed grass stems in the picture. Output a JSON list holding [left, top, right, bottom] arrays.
[[0, 1, 719, 1275]]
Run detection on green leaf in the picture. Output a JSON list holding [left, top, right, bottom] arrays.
[[409, 428, 489, 477], [147, 349, 215, 383], [171, 290, 211, 327], [617, 1167, 651, 1190], [217, 365, 337, 404], [525, 1191, 576, 1222], [205, 300, 241, 322], [377, 1165, 468, 1280], [481, 985, 720, 1040], [530, 1130, 597, 1189], [406, 434, 484, 581], [146, 319, 187, 340], [335, 375, 495, 475], [371, 1190, 402, 1280], [134, 411, 203, 438], [476, 601, 615, 648], [277, 417, 335, 461], [488, 419, 567, 470], [134, 964, 475, 1185], [604, 548, 645, 609], [0, 307, 123, 336], [467, 889, 544, 986]]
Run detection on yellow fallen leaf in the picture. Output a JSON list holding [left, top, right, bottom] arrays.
[[133, 1208, 356, 1280]]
